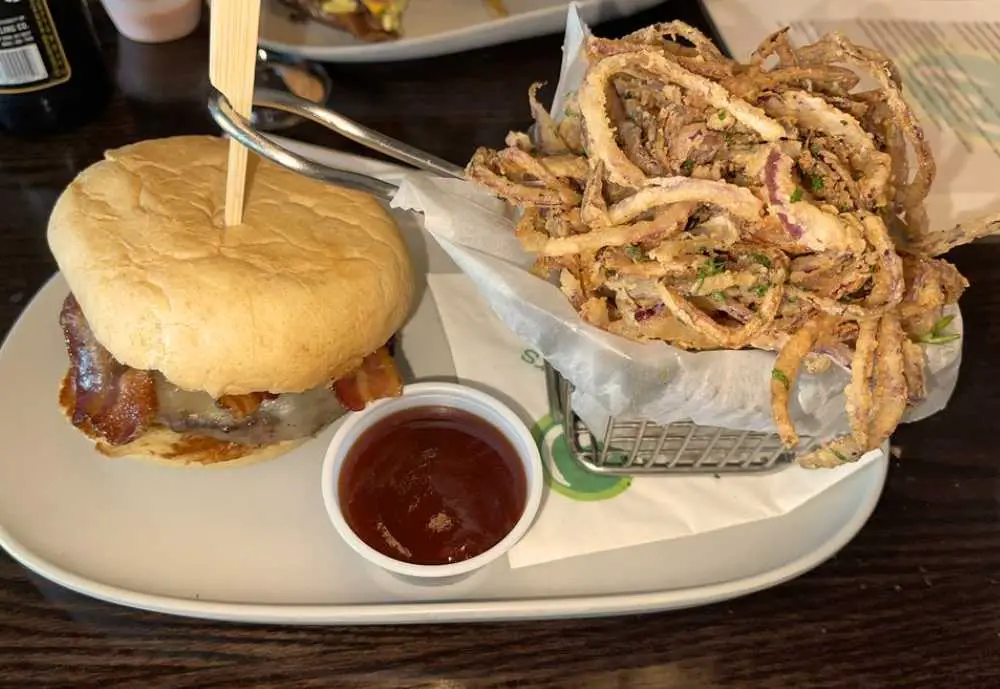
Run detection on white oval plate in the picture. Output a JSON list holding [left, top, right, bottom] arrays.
[[0, 143, 887, 624], [259, 0, 663, 62]]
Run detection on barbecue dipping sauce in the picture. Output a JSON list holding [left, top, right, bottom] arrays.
[[338, 406, 527, 566]]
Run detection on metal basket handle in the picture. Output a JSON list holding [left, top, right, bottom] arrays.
[[207, 86, 464, 201]]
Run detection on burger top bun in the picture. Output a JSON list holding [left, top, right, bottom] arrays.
[[48, 136, 413, 398]]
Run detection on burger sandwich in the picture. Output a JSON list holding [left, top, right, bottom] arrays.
[[47, 136, 413, 467]]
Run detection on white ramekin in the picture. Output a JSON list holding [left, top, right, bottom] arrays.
[[100, 0, 202, 44], [321, 382, 543, 580]]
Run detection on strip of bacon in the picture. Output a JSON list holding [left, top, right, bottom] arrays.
[[332, 346, 403, 412], [59, 295, 158, 446]]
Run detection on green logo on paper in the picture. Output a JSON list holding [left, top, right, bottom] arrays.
[[900, 50, 1000, 143], [532, 414, 631, 501], [520, 348, 546, 370]]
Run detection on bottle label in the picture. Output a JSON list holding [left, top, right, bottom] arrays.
[[0, 0, 70, 94]]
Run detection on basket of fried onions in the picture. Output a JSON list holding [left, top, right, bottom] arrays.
[[465, 22, 999, 468]]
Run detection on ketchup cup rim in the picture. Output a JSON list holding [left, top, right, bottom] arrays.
[[321, 382, 544, 579]]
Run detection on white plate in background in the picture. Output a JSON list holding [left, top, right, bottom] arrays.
[[259, 0, 665, 62]]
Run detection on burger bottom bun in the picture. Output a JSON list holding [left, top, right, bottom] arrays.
[[95, 427, 308, 469], [59, 386, 308, 468]]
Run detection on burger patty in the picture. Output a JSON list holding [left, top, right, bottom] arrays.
[[59, 294, 402, 447], [154, 378, 346, 446]]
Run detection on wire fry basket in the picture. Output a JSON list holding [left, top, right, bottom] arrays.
[[545, 364, 804, 476]]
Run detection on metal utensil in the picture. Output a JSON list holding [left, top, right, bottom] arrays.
[[208, 86, 465, 192]]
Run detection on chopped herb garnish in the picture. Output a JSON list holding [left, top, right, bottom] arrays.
[[839, 204, 852, 213], [700, 257, 725, 276], [771, 369, 790, 388], [710, 290, 726, 302], [751, 283, 769, 297], [724, 132, 735, 145], [809, 143, 821, 156], [700, 258, 724, 277], [681, 159, 695, 174], [717, 109, 727, 120], [839, 119, 848, 125], [694, 256, 724, 293], [918, 314, 961, 345], [790, 187, 804, 203], [749, 252, 772, 269], [624, 244, 644, 261], [787, 294, 798, 303], [809, 174, 824, 192], [831, 449, 849, 462]]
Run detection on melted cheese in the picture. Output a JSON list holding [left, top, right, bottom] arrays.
[[322, 0, 359, 13], [364, 0, 408, 32]]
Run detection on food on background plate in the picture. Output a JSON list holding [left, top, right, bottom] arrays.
[[466, 22, 1000, 468], [276, 0, 509, 42], [482, 0, 509, 19], [48, 136, 413, 467], [277, 0, 409, 42]]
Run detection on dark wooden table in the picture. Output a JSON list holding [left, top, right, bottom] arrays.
[[2, 2, 999, 687]]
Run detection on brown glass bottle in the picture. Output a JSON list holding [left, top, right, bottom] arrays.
[[0, 0, 112, 136]]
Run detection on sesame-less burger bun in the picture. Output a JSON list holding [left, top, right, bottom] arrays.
[[48, 135, 413, 399], [48, 135, 413, 467]]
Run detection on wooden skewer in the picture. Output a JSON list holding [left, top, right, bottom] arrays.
[[209, 0, 263, 227]]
